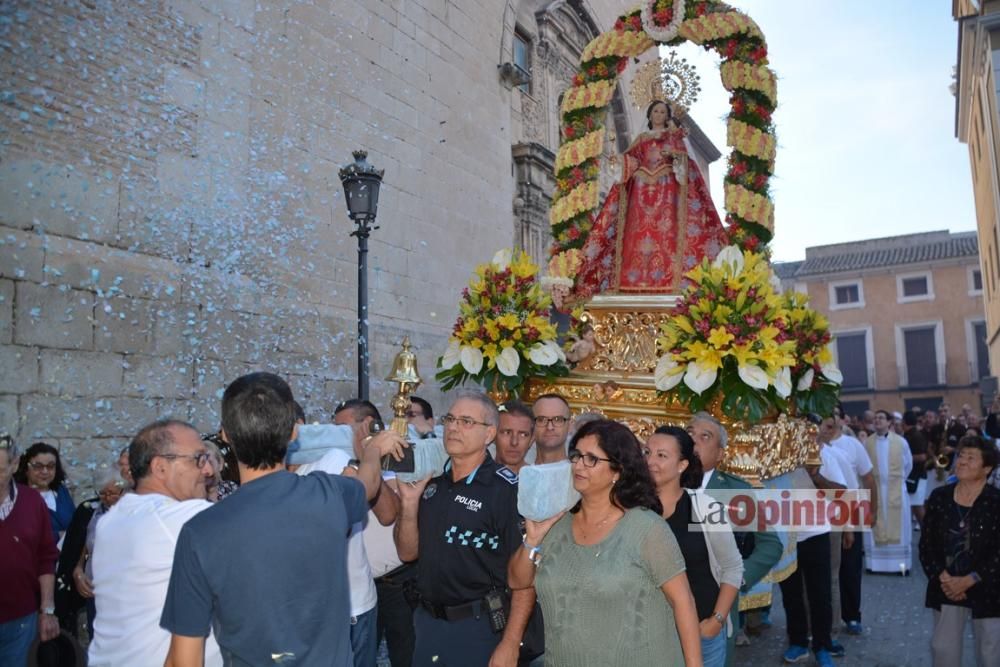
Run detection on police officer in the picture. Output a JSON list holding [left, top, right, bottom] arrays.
[[395, 390, 533, 667]]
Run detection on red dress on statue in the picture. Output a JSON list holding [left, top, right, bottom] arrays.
[[573, 125, 726, 299]]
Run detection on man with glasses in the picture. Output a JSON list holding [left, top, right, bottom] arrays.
[[89, 419, 223, 667], [395, 390, 534, 666], [532, 394, 572, 464], [494, 401, 535, 473], [0, 433, 60, 666]]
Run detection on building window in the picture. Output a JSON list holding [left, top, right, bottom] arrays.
[[968, 319, 991, 382], [829, 279, 864, 310], [969, 265, 984, 295], [895, 322, 945, 387], [833, 330, 871, 389], [896, 271, 934, 303], [513, 31, 531, 94]]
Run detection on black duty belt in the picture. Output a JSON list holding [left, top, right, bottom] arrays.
[[419, 598, 484, 622]]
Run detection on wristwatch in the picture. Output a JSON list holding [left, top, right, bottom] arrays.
[[41, 606, 55, 616], [712, 612, 725, 625]]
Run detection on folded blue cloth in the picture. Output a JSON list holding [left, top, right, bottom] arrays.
[[286, 424, 355, 465], [518, 460, 580, 521], [397, 438, 448, 483]]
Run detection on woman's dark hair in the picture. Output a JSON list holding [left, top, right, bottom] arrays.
[[646, 100, 673, 130], [570, 419, 662, 514], [221, 372, 297, 470], [14, 442, 67, 490], [652, 425, 704, 489], [957, 435, 999, 474]]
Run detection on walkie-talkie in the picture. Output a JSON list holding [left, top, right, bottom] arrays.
[[484, 590, 507, 633]]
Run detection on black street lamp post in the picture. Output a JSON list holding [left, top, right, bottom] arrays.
[[339, 150, 384, 402]]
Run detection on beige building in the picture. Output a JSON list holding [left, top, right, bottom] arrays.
[[775, 231, 986, 417], [953, 0, 1000, 385], [0, 1, 723, 483]]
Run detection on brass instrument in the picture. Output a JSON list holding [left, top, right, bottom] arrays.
[[933, 452, 950, 481]]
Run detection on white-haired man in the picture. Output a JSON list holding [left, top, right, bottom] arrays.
[[688, 412, 783, 666]]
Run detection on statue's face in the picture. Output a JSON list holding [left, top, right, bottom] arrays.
[[649, 102, 668, 128], [552, 285, 569, 307]]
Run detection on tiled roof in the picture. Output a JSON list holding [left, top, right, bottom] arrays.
[[789, 233, 978, 278], [772, 261, 803, 280]]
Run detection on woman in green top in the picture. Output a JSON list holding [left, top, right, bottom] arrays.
[[509, 420, 702, 666]]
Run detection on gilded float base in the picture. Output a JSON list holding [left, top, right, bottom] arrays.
[[527, 295, 819, 482]]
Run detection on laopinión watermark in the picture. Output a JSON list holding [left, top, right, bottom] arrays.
[[690, 489, 873, 533]]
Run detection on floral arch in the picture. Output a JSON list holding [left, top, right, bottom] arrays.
[[548, 0, 777, 282]]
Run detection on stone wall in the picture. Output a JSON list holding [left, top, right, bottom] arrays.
[[0, 0, 638, 492]]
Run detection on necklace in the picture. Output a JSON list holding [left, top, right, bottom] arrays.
[[576, 508, 623, 555], [955, 502, 972, 529]]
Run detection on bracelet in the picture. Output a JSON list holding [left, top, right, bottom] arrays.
[[522, 538, 542, 565], [712, 611, 725, 625]]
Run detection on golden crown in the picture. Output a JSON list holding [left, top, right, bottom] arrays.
[[628, 51, 701, 116]]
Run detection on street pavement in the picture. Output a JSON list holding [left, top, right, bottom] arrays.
[[732, 527, 977, 666]]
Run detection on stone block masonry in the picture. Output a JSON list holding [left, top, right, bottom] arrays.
[[0, 0, 538, 495]]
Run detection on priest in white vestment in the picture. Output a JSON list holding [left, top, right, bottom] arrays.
[[863, 410, 914, 573]]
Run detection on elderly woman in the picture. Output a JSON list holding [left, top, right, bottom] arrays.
[[71, 467, 126, 634], [919, 435, 1000, 666], [14, 442, 75, 546], [203, 439, 238, 502], [509, 419, 702, 666], [645, 425, 744, 667]]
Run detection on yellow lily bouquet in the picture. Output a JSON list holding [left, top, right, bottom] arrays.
[[437, 249, 570, 396], [654, 246, 796, 423], [783, 291, 843, 416]]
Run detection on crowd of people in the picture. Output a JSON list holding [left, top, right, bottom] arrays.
[[2, 379, 1000, 667]]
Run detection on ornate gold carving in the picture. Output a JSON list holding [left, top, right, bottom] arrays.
[[576, 309, 673, 373]]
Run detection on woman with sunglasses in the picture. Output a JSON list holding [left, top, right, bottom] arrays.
[[645, 426, 744, 667], [509, 419, 702, 666], [15, 442, 76, 547]]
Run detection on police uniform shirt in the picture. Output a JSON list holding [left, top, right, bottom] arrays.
[[416, 452, 521, 607]]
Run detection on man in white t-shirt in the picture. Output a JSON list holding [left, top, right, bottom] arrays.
[[778, 420, 848, 666], [89, 420, 222, 667], [829, 404, 877, 635]]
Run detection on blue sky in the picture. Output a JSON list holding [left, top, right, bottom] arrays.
[[669, 1, 975, 261]]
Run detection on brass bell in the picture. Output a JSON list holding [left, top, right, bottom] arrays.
[[385, 336, 422, 388]]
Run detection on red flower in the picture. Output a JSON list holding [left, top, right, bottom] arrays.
[[564, 126, 576, 139], [614, 18, 625, 33], [724, 39, 738, 58], [695, 3, 708, 17], [572, 74, 584, 86], [654, 9, 672, 25], [584, 115, 595, 130], [753, 173, 768, 189], [617, 58, 627, 73], [730, 161, 747, 177], [568, 226, 581, 240], [629, 14, 643, 30], [745, 235, 760, 250], [752, 46, 768, 62]]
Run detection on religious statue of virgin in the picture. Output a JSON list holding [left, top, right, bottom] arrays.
[[570, 96, 726, 301]]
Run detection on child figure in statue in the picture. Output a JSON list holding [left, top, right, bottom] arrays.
[[572, 100, 727, 300]]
